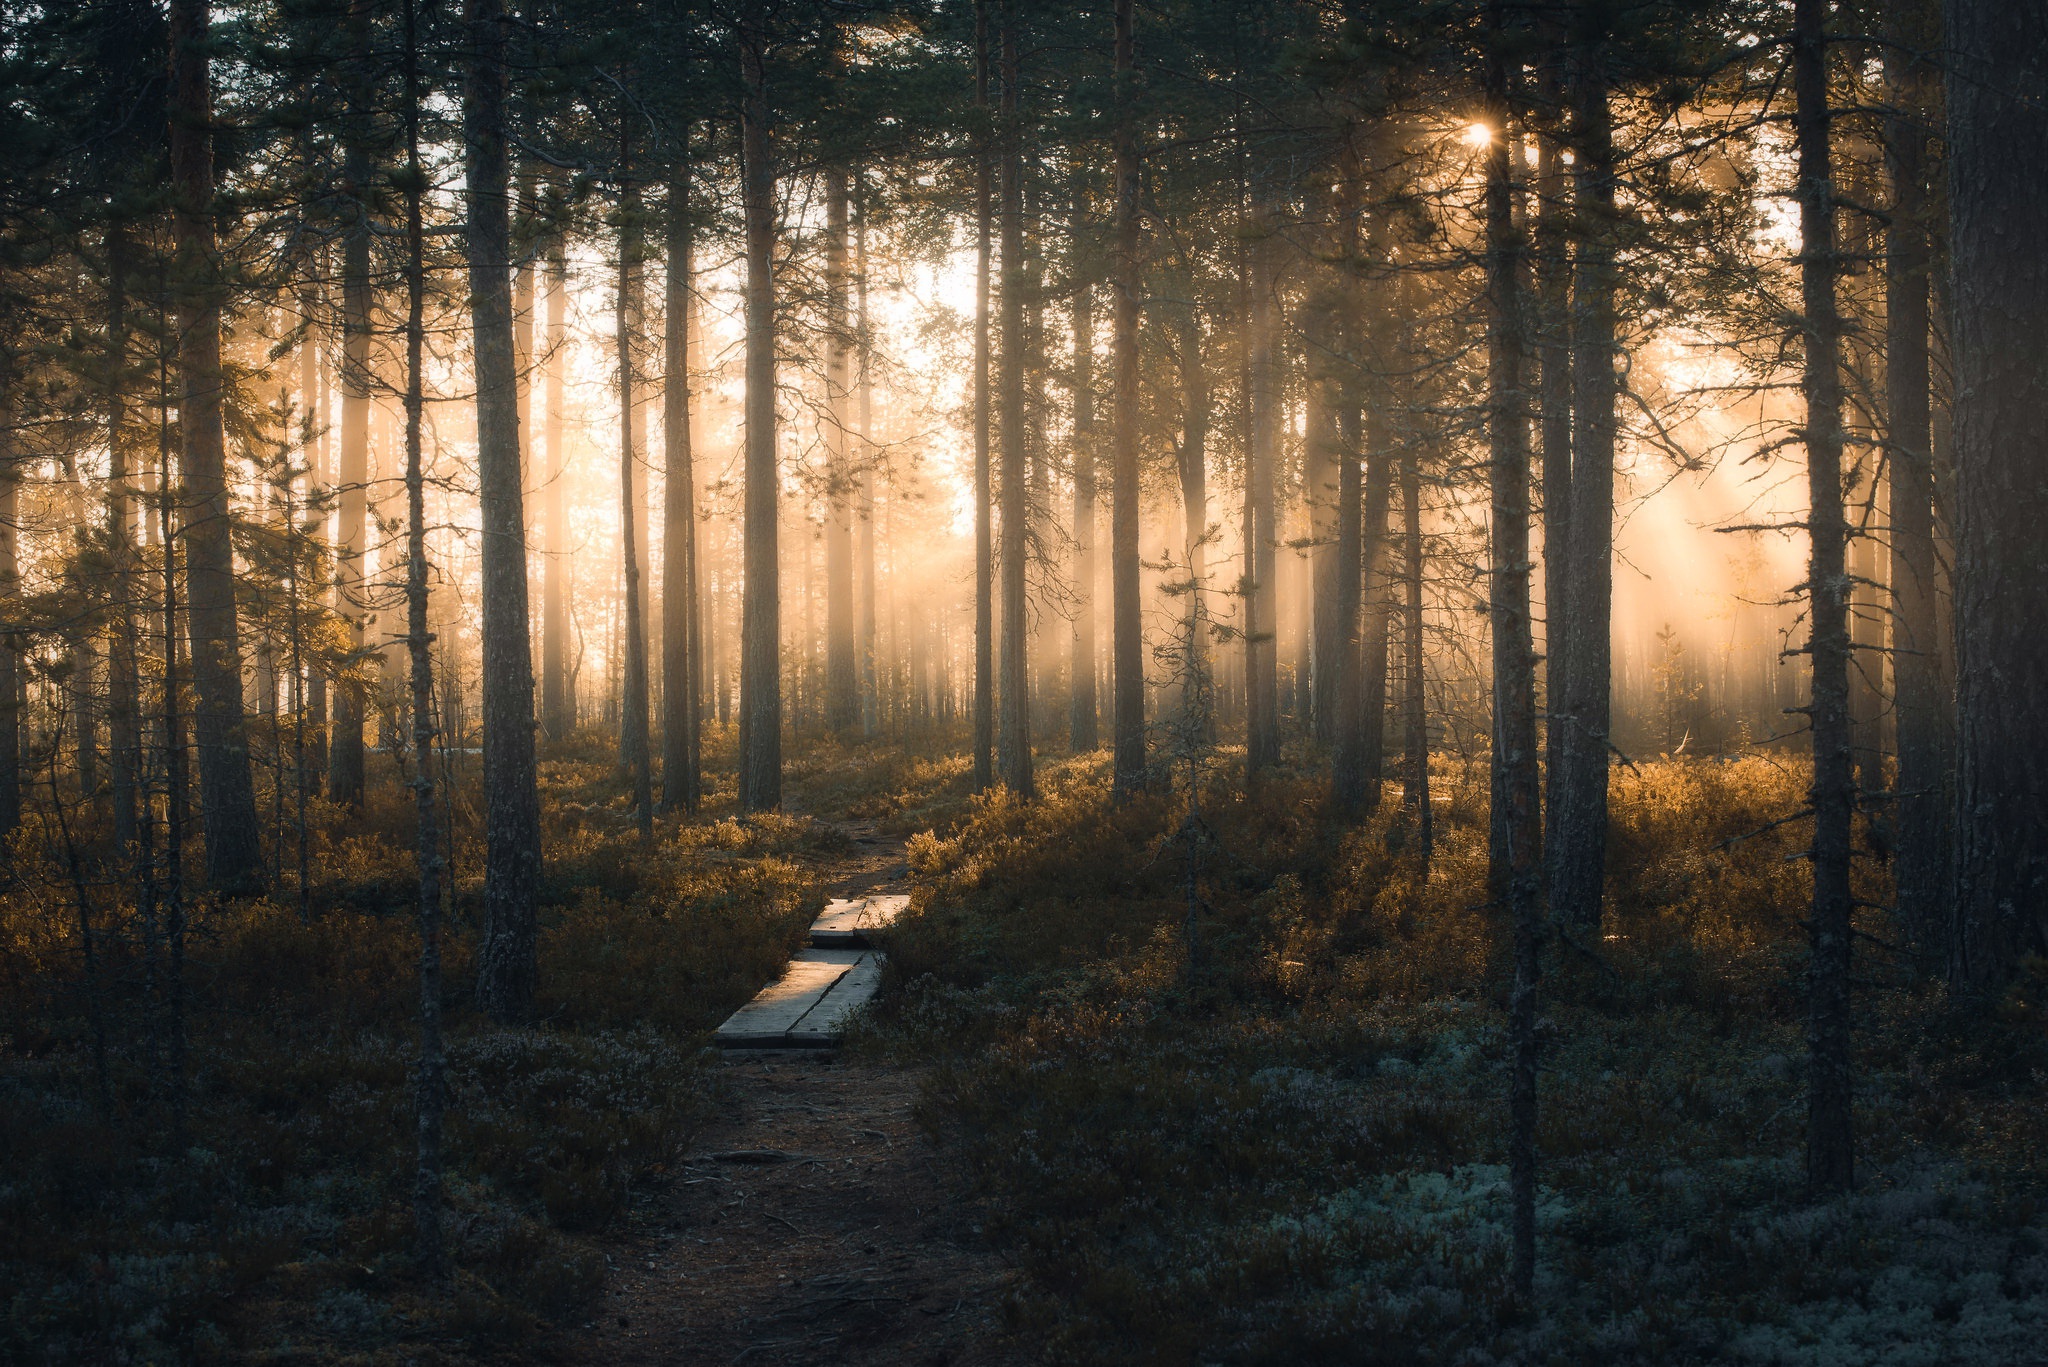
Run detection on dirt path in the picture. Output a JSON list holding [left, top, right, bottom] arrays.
[[569, 822, 1031, 1367]]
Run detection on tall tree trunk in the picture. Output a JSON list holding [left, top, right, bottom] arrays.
[[1947, 0, 2048, 985], [997, 8, 1034, 797], [1481, 12, 1542, 1298], [108, 227, 141, 851], [168, 0, 263, 893], [662, 150, 701, 811], [1245, 193, 1280, 773], [1401, 439, 1431, 870], [1534, 129, 1572, 852], [305, 276, 328, 783], [1355, 405, 1394, 808], [1109, 0, 1145, 798], [1303, 279, 1341, 746], [542, 235, 571, 740], [1885, 0, 1946, 966], [328, 4, 372, 808], [856, 185, 879, 739], [396, 8, 445, 1273], [971, 0, 994, 790], [329, 176, 370, 803], [737, 28, 782, 811], [465, 0, 544, 1022], [1551, 41, 1618, 935], [0, 381, 17, 835], [617, 143, 653, 838], [1330, 351, 1366, 811], [1793, 0, 1855, 1193], [824, 169, 858, 735], [1177, 305, 1208, 726], [1069, 197, 1099, 752]]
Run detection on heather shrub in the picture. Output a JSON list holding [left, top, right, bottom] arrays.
[[882, 751, 2048, 1366]]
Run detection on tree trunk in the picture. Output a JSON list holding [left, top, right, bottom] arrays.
[[1244, 193, 1281, 773], [1551, 43, 1618, 935], [1793, 0, 1855, 1193], [1177, 305, 1209, 728], [737, 29, 782, 811], [972, 0, 994, 791], [1885, 0, 1946, 966], [1330, 353, 1366, 811], [997, 9, 1034, 797], [0, 382, 17, 835], [168, 0, 263, 894], [465, 0, 544, 1023], [396, 11, 445, 1272], [856, 183, 878, 738], [542, 235, 572, 741], [662, 150, 701, 811], [328, 5, 372, 809], [1069, 196, 1099, 752], [1401, 439, 1431, 870], [108, 227, 141, 851], [617, 143, 653, 838], [1356, 404, 1394, 807], [1303, 277, 1341, 747], [1534, 129, 1572, 853], [1947, 0, 2048, 985], [824, 169, 858, 735], [1482, 12, 1542, 1298], [1109, 0, 1145, 798]]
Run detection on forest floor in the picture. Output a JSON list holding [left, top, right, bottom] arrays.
[[569, 820, 1031, 1367]]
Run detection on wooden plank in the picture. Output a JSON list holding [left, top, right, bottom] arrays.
[[785, 953, 882, 1046], [712, 949, 866, 1047], [808, 893, 910, 948]]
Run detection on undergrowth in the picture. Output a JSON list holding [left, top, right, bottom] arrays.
[[867, 749, 2048, 1366], [0, 728, 837, 1364]]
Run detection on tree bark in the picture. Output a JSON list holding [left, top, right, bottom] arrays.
[[1885, 0, 1946, 966], [972, 0, 994, 791], [542, 234, 572, 740], [824, 168, 858, 736], [1534, 129, 1572, 855], [1482, 11, 1542, 1298], [856, 183, 878, 738], [1177, 304, 1209, 730], [0, 381, 17, 835], [1330, 352, 1366, 810], [1551, 42, 1618, 935], [662, 150, 701, 811], [168, 0, 263, 893], [737, 28, 782, 811], [1401, 438, 1431, 870], [1793, 0, 1855, 1193], [108, 227, 141, 851], [1947, 0, 2048, 985], [617, 142, 653, 838], [465, 0, 544, 1022], [997, 8, 1033, 797], [397, 9, 445, 1272], [1244, 192, 1281, 773], [1354, 405, 1394, 809], [1109, 0, 1145, 798], [1069, 197, 1099, 752], [328, 2, 372, 809]]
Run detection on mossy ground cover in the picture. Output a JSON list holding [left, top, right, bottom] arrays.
[[867, 749, 2048, 1366], [0, 725, 904, 1363]]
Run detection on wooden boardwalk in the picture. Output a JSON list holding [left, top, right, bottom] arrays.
[[713, 893, 908, 1048]]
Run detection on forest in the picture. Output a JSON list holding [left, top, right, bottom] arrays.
[[1, 0, 2045, 1361]]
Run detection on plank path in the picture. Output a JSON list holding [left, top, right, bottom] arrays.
[[571, 820, 1029, 1367]]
